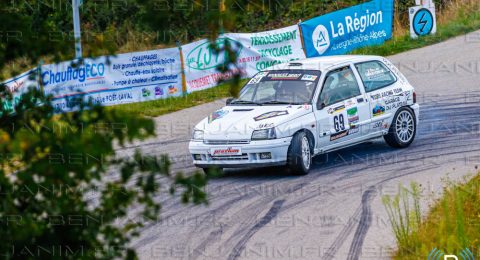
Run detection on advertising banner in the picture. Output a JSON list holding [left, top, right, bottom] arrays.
[[181, 38, 235, 93], [226, 25, 306, 76], [182, 25, 306, 93], [41, 47, 182, 112], [409, 0, 437, 39], [1, 69, 39, 114], [300, 0, 394, 57]]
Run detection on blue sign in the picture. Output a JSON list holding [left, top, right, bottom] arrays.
[[413, 8, 434, 36], [300, 0, 394, 57]]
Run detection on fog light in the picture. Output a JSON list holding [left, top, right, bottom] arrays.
[[193, 154, 202, 160], [259, 152, 272, 159]]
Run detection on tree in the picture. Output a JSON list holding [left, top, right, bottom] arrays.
[[0, 83, 212, 259], [0, 0, 242, 258]]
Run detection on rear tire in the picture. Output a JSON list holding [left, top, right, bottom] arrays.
[[287, 131, 312, 175], [384, 107, 416, 148]]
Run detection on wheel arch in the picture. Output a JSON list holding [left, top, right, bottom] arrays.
[[388, 105, 416, 126], [292, 129, 315, 153]]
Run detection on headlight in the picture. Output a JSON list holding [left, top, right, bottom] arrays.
[[251, 128, 276, 140], [192, 130, 204, 141]]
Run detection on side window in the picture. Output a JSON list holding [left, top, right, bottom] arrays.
[[355, 61, 396, 92], [318, 66, 361, 107]]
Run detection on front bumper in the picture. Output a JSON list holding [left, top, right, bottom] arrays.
[[189, 137, 292, 169]]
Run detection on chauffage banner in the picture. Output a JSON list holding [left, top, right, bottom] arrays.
[[182, 25, 306, 93], [300, 0, 394, 57], [41, 47, 183, 112]]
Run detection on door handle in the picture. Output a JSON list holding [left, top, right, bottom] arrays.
[[357, 97, 364, 103]]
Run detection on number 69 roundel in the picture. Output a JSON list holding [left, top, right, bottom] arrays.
[[330, 111, 350, 134]]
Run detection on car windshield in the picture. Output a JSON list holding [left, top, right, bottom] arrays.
[[231, 70, 321, 105]]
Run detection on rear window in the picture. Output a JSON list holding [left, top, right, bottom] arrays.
[[355, 61, 396, 92]]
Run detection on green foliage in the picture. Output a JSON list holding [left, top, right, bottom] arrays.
[[384, 174, 480, 259], [0, 0, 472, 77], [382, 183, 422, 253], [0, 82, 213, 259]]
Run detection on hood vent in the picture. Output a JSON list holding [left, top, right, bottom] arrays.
[[233, 109, 254, 112]]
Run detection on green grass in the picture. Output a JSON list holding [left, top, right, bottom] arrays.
[[108, 81, 245, 117], [384, 172, 480, 259]]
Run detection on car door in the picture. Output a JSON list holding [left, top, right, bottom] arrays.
[[354, 60, 404, 134], [314, 65, 371, 153]]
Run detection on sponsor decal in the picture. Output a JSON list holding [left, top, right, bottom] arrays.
[[301, 74, 318, 81], [41, 62, 106, 86], [372, 104, 385, 117], [208, 110, 229, 123], [347, 107, 358, 116], [257, 123, 275, 129], [330, 130, 348, 141], [211, 147, 242, 156], [386, 100, 407, 111], [370, 87, 403, 100], [254, 110, 289, 121], [248, 72, 269, 84], [348, 128, 359, 134], [373, 120, 389, 129], [328, 105, 345, 114], [168, 85, 178, 94], [385, 96, 401, 105], [255, 72, 269, 77], [142, 88, 151, 97], [373, 120, 383, 129], [347, 107, 359, 125], [365, 67, 387, 79], [348, 115, 359, 124], [7, 80, 24, 94], [345, 99, 356, 107], [267, 73, 302, 80], [186, 38, 242, 71], [155, 86, 164, 96], [248, 77, 261, 85], [404, 90, 412, 101], [312, 24, 331, 55]]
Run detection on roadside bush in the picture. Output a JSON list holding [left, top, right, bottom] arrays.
[[0, 81, 211, 259]]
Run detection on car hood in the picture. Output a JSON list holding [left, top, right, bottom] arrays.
[[195, 104, 313, 140]]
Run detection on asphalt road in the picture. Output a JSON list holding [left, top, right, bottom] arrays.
[[120, 30, 480, 259]]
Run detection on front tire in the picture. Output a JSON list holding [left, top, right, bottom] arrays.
[[287, 131, 312, 175], [384, 107, 416, 148]]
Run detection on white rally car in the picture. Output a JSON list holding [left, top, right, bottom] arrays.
[[189, 55, 419, 175]]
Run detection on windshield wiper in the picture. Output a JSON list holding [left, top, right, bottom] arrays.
[[261, 101, 304, 105], [229, 100, 263, 106]]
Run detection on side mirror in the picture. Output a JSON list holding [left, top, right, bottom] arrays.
[[226, 98, 234, 105], [317, 102, 326, 110]]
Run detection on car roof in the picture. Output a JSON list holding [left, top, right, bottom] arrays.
[[269, 55, 383, 72]]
